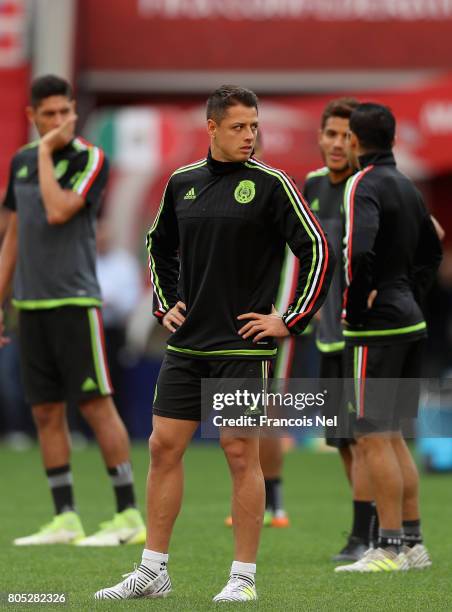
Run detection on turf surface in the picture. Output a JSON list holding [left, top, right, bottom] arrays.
[[1, 443, 451, 611]]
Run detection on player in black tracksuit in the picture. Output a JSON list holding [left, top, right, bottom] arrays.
[[96, 86, 334, 602], [276, 99, 377, 562], [336, 103, 442, 574]]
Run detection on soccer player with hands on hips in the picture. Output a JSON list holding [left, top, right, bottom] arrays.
[[95, 85, 335, 602]]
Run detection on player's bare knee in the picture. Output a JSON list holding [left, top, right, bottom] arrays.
[[149, 432, 183, 468], [32, 404, 64, 430], [221, 438, 256, 474]]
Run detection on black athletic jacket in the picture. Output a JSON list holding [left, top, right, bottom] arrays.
[[146, 150, 335, 360], [304, 167, 349, 354], [343, 151, 442, 345]]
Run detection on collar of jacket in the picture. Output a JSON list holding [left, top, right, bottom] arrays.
[[206, 148, 247, 175], [358, 150, 396, 169]]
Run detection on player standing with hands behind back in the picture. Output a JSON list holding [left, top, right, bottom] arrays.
[[336, 103, 442, 573]]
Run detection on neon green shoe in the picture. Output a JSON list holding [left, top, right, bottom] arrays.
[[13, 511, 85, 545], [76, 508, 146, 547], [335, 547, 409, 573]]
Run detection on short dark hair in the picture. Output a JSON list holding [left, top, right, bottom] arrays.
[[206, 85, 258, 123], [320, 97, 360, 129], [30, 74, 73, 108], [349, 103, 395, 152]]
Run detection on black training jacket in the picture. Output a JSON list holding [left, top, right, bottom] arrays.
[[343, 151, 442, 345], [146, 150, 335, 360]]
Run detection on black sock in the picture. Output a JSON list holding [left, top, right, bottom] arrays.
[[351, 500, 373, 543], [403, 519, 423, 547], [370, 502, 379, 545], [378, 528, 403, 553], [264, 478, 284, 513], [108, 462, 136, 513], [46, 464, 75, 515]]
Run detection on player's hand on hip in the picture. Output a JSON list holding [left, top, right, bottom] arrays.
[[39, 114, 78, 153], [0, 307, 11, 348], [367, 289, 378, 309], [163, 301, 186, 333], [237, 311, 290, 342]]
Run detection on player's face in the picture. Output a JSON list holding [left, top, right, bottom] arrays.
[[26, 96, 75, 138], [208, 104, 258, 163], [318, 116, 351, 174]]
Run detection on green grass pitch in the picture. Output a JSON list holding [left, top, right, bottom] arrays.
[[1, 443, 452, 611]]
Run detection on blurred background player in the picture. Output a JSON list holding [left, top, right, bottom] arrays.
[[96, 217, 143, 420], [304, 98, 377, 561], [0, 75, 145, 547], [336, 103, 442, 573]]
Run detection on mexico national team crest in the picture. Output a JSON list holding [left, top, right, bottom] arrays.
[[234, 180, 256, 204]]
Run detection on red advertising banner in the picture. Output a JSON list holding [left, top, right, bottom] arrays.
[[0, 1, 30, 192], [78, 0, 452, 72]]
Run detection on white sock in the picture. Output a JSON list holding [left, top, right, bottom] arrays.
[[231, 560, 256, 580], [141, 549, 169, 573]]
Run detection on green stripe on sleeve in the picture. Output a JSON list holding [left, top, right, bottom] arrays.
[[147, 160, 207, 312], [73, 146, 95, 193], [146, 186, 171, 311]]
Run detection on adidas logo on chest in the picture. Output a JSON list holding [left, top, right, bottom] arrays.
[[183, 187, 196, 200]]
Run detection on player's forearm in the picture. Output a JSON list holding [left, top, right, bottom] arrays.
[[148, 245, 180, 318], [38, 145, 83, 225], [282, 237, 336, 335]]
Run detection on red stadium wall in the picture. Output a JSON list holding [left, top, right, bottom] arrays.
[[0, 0, 29, 194], [0, 69, 29, 194], [78, 0, 452, 71]]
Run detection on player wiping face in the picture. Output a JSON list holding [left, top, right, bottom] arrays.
[[26, 94, 77, 146]]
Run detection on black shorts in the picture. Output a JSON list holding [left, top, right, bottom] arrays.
[[19, 307, 113, 406], [153, 353, 272, 421], [319, 351, 354, 449], [344, 340, 423, 435]]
